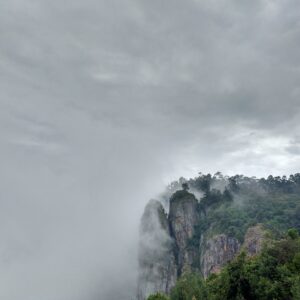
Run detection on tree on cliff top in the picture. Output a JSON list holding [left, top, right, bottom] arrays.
[[182, 183, 189, 191], [147, 292, 170, 300]]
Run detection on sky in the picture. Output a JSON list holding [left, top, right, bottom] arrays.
[[0, 0, 300, 299]]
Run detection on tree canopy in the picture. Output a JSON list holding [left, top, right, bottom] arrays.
[[147, 229, 300, 300]]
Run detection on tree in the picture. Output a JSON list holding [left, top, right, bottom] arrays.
[[291, 276, 300, 299], [147, 292, 170, 300], [288, 228, 299, 240], [182, 183, 189, 191], [170, 273, 207, 300]]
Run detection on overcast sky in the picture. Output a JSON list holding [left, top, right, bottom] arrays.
[[1, 0, 300, 299]]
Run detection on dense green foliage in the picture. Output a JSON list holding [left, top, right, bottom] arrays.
[[170, 189, 197, 204], [170, 273, 207, 300], [201, 192, 300, 242], [147, 293, 170, 300], [163, 173, 300, 242], [147, 231, 300, 300]]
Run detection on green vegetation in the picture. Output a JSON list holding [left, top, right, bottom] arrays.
[[202, 192, 300, 242], [170, 273, 207, 300], [147, 293, 170, 300], [170, 189, 196, 204], [165, 173, 300, 242], [147, 230, 300, 300]]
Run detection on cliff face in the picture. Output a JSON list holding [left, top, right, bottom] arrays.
[[242, 224, 266, 256], [201, 234, 240, 278], [137, 192, 266, 298], [137, 200, 177, 300], [169, 191, 199, 274], [200, 225, 267, 278]]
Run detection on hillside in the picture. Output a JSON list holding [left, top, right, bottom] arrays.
[[137, 173, 300, 300]]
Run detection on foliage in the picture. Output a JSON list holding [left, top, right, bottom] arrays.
[[171, 172, 300, 242], [170, 190, 195, 204], [170, 273, 207, 300], [147, 230, 300, 300], [288, 228, 299, 240], [203, 192, 300, 242], [205, 232, 300, 299], [147, 292, 170, 300], [162, 173, 300, 237], [182, 183, 189, 191]]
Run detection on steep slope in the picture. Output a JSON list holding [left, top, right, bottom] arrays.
[[200, 234, 240, 278], [137, 200, 177, 300], [169, 190, 199, 274], [242, 224, 267, 256], [200, 225, 268, 278]]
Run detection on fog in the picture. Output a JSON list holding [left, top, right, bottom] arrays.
[[1, 0, 300, 299]]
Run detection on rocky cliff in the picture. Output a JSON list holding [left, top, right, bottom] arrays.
[[200, 225, 267, 278], [137, 191, 267, 299], [242, 224, 266, 256], [200, 234, 240, 278], [137, 200, 177, 300], [169, 190, 199, 275]]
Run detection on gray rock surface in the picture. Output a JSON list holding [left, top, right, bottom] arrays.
[[169, 191, 199, 274], [137, 200, 177, 300], [201, 234, 240, 278], [242, 224, 266, 256]]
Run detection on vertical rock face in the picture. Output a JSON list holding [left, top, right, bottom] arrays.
[[243, 224, 266, 256], [201, 234, 240, 278], [137, 189, 268, 298], [169, 191, 199, 274], [137, 200, 177, 300], [200, 225, 266, 278]]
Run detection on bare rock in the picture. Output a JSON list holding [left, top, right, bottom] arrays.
[[169, 190, 199, 274], [243, 224, 266, 256], [201, 234, 240, 278], [137, 200, 177, 300]]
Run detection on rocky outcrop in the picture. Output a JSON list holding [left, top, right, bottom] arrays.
[[137, 189, 267, 298], [200, 225, 266, 278], [201, 234, 240, 278], [242, 224, 266, 256], [137, 191, 200, 298], [137, 200, 177, 300], [169, 190, 199, 274]]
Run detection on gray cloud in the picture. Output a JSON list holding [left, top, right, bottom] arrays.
[[1, 0, 300, 299]]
